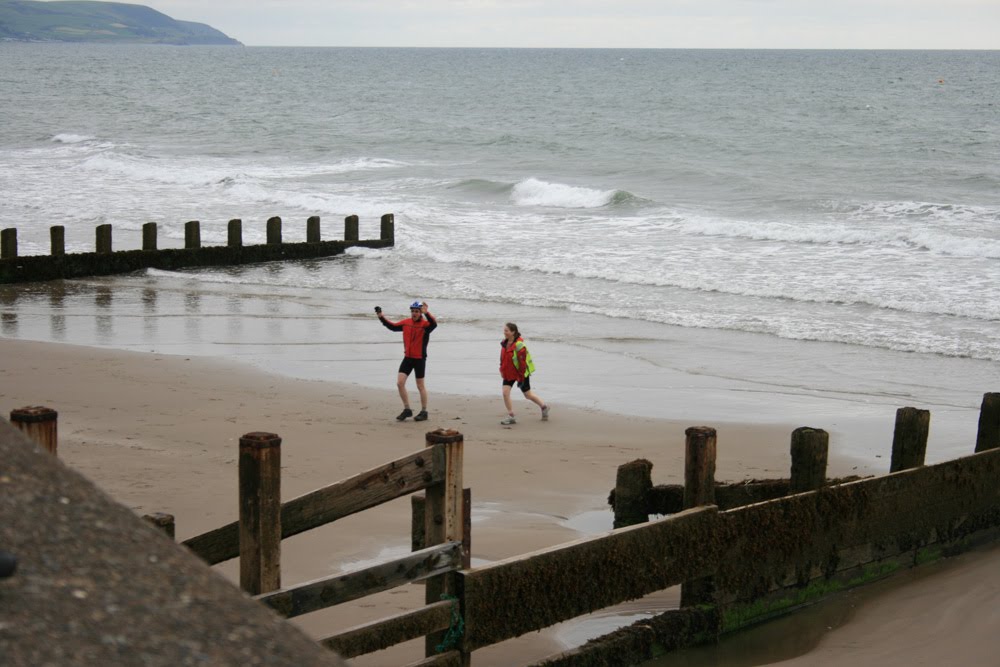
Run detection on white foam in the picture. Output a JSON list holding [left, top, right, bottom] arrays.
[[511, 178, 616, 208]]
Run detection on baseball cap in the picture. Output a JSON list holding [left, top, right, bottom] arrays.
[[410, 301, 422, 309]]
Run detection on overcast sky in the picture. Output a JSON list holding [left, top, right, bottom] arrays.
[[139, 0, 999, 49]]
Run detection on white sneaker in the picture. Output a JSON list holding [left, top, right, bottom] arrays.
[[500, 415, 516, 425], [541, 405, 550, 421]]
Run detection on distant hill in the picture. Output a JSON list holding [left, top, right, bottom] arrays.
[[0, 0, 242, 45]]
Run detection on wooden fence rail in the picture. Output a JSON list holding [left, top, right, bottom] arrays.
[[183, 444, 447, 564]]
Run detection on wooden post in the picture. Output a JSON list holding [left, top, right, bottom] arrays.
[[0, 228, 15, 259], [683, 427, 717, 509], [141, 223, 157, 251], [96, 224, 112, 254], [462, 487, 472, 570], [890, 407, 929, 472], [411, 492, 426, 551], [413, 488, 472, 569], [239, 432, 282, 595], [424, 429, 464, 657], [184, 221, 201, 249], [344, 215, 359, 242], [975, 393, 1000, 453], [613, 459, 652, 528], [307, 216, 321, 243], [789, 427, 829, 493], [1, 228, 17, 259], [10, 406, 58, 456], [681, 426, 716, 608], [50, 226, 65, 256], [266, 216, 282, 245], [228, 219, 243, 247], [142, 512, 176, 540], [380, 213, 394, 244]]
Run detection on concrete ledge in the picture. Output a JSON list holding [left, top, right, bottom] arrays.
[[0, 419, 346, 666]]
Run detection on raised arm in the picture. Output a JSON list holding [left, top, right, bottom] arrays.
[[421, 302, 438, 332]]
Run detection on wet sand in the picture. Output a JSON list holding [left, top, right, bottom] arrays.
[[2, 337, 996, 666]]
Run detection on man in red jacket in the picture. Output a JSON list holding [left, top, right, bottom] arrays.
[[376, 301, 437, 421]]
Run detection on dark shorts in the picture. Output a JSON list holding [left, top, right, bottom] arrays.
[[503, 377, 531, 392], [398, 357, 427, 379]]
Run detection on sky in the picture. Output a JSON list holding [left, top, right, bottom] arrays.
[[138, 1, 1000, 49]]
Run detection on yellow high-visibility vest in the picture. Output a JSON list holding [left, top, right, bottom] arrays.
[[511, 340, 536, 377]]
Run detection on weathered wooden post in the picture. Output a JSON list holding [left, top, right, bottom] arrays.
[[9, 406, 58, 456], [142, 512, 176, 540], [1, 228, 17, 259], [184, 221, 201, 249], [307, 215, 321, 243], [141, 223, 157, 251], [239, 432, 282, 595], [344, 215, 359, 242], [681, 426, 716, 608], [424, 428, 464, 657], [975, 393, 1000, 452], [266, 216, 282, 245], [96, 224, 112, 254], [50, 226, 65, 256], [789, 427, 829, 493], [613, 458, 652, 528], [228, 219, 243, 247], [412, 488, 472, 569], [890, 407, 929, 472], [380, 213, 394, 244]]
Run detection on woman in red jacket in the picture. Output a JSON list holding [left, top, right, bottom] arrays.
[[499, 322, 549, 426]]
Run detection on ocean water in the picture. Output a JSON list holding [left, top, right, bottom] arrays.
[[2, 44, 999, 459]]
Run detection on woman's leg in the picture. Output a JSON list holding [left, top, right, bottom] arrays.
[[503, 384, 514, 414], [523, 389, 545, 409]]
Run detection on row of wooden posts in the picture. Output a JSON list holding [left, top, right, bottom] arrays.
[[611, 402, 987, 529], [9, 392, 1000, 667], [0, 213, 395, 258]]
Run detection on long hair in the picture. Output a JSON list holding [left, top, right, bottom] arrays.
[[504, 322, 520, 340]]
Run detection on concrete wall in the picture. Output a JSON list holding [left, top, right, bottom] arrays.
[[0, 419, 347, 666]]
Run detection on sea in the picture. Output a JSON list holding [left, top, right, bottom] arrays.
[[2, 44, 999, 462]]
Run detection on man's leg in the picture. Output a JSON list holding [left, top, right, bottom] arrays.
[[415, 377, 428, 411], [397, 372, 411, 407]]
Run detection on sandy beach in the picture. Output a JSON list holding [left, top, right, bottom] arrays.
[[2, 336, 997, 666]]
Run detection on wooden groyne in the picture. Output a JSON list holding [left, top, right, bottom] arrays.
[[0, 213, 394, 284], [8, 392, 1000, 667]]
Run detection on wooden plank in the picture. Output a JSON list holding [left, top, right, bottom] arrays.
[[460, 507, 719, 651], [256, 541, 462, 619], [184, 445, 445, 564], [319, 600, 453, 658], [401, 651, 462, 667]]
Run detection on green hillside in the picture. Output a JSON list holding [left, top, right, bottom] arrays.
[[0, 0, 241, 44]]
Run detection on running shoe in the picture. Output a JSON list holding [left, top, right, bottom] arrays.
[[396, 408, 413, 421], [500, 415, 516, 425], [414, 410, 429, 422], [541, 405, 550, 421]]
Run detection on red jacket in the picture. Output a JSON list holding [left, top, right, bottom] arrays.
[[500, 337, 528, 382], [379, 313, 437, 358]]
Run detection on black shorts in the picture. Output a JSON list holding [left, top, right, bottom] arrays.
[[398, 357, 427, 379], [503, 377, 531, 392]]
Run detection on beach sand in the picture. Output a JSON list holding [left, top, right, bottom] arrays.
[[2, 337, 996, 666]]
